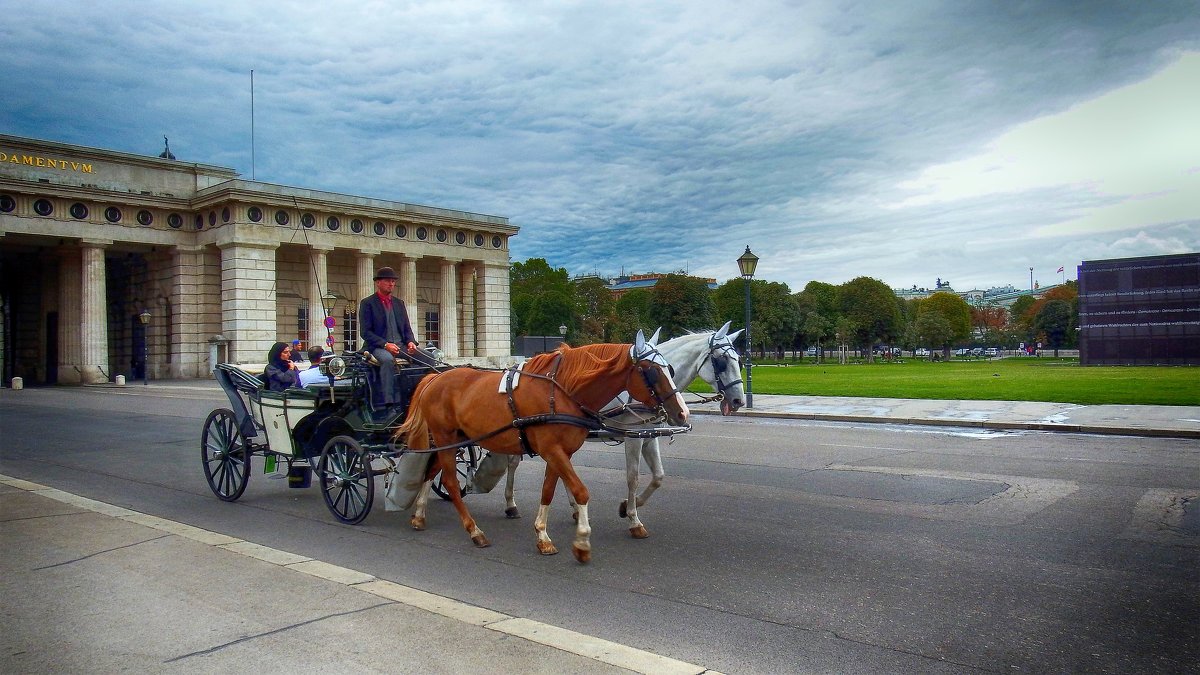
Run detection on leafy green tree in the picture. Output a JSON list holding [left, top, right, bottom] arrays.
[[917, 292, 973, 359], [649, 274, 715, 338], [752, 281, 798, 358], [837, 277, 901, 362], [795, 281, 839, 362], [510, 259, 574, 337], [1034, 299, 1075, 356], [573, 276, 616, 344], [611, 289, 653, 343]]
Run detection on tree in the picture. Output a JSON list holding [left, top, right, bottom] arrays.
[[1034, 299, 1074, 356], [573, 276, 616, 344], [611, 289, 653, 343], [795, 281, 839, 362], [649, 274, 715, 338], [837, 277, 901, 362], [510, 259, 574, 337], [917, 292, 973, 359], [752, 281, 798, 358]]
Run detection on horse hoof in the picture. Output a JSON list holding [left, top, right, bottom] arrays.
[[629, 525, 649, 539], [619, 500, 628, 518], [573, 546, 591, 564], [410, 517, 426, 531], [504, 507, 521, 519], [537, 542, 558, 556], [472, 534, 491, 548]]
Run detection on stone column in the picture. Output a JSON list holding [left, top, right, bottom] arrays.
[[171, 245, 207, 377], [219, 242, 278, 363], [79, 240, 111, 384], [356, 252, 376, 307], [56, 247, 83, 384], [458, 262, 477, 358], [439, 258, 459, 357], [400, 256, 419, 338], [308, 245, 333, 351], [475, 261, 512, 358]]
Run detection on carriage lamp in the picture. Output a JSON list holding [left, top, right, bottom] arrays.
[[736, 246, 758, 408], [138, 309, 151, 386]]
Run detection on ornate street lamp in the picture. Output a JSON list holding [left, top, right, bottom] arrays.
[[737, 246, 759, 408], [138, 309, 151, 386], [321, 292, 339, 351]]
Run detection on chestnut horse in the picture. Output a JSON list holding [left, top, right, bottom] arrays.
[[397, 333, 688, 563]]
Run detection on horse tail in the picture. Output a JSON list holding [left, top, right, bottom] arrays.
[[395, 373, 438, 449]]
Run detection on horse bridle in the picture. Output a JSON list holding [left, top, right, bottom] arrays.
[[706, 334, 743, 402], [628, 343, 680, 415]]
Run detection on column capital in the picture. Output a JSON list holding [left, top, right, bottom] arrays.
[[309, 243, 335, 252], [80, 238, 113, 248], [217, 240, 278, 251], [440, 256, 462, 265], [357, 249, 381, 258], [172, 244, 206, 254]]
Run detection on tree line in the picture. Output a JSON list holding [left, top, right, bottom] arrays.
[[510, 258, 1079, 360]]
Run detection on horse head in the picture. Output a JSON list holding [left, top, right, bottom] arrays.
[[628, 330, 690, 427], [702, 321, 746, 415]]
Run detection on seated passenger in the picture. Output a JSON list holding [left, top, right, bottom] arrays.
[[298, 345, 333, 387], [359, 267, 418, 409], [264, 341, 302, 391]]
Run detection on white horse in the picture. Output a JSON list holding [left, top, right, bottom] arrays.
[[481, 322, 746, 538]]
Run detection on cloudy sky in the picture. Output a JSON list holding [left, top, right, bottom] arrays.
[[2, 1, 1196, 292]]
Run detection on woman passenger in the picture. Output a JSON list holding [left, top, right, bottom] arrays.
[[264, 341, 301, 391]]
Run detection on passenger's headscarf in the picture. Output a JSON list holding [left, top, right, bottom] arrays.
[[267, 341, 290, 367]]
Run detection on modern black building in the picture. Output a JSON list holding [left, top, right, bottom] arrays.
[[1078, 253, 1199, 365]]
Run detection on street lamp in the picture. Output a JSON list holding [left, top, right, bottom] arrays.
[[321, 292, 338, 351], [737, 246, 759, 408], [137, 309, 151, 386]]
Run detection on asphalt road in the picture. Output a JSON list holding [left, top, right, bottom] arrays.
[[2, 386, 1197, 673]]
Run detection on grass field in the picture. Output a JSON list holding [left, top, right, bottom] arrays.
[[697, 357, 1199, 406]]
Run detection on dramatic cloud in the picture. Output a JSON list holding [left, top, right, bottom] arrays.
[[2, 0, 1196, 293]]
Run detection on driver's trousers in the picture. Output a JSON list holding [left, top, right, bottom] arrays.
[[370, 347, 402, 407]]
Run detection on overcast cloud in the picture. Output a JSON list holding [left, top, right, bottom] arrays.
[[2, 1, 1196, 292]]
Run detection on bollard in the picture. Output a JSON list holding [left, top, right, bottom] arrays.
[[115, 375, 126, 386], [11, 377, 22, 390]]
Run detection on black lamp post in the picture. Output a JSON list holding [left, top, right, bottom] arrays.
[[138, 309, 151, 386], [321, 292, 338, 351], [737, 246, 759, 408]]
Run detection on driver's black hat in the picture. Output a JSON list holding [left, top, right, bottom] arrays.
[[374, 266, 399, 280]]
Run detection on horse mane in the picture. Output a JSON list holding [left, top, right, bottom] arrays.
[[528, 342, 628, 392]]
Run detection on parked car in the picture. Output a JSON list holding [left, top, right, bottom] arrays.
[[805, 347, 817, 357], [970, 347, 984, 357], [915, 348, 930, 357], [984, 347, 1000, 357]]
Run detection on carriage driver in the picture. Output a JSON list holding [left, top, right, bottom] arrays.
[[359, 267, 419, 410]]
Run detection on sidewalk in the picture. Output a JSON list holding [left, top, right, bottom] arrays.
[[87, 377, 1200, 439]]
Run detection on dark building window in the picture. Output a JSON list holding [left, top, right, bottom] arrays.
[[492, 235, 503, 248], [343, 309, 358, 349], [436, 229, 447, 242], [208, 211, 216, 226], [327, 216, 340, 231], [0, 195, 15, 212], [396, 224, 407, 238], [301, 213, 315, 228], [248, 206, 263, 222], [222, 207, 231, 223], [137, 210, 153, 226], [168, 213, 183, 229], [424, 308, 440, 348], [70, 203, 89, 219], [275, 210, 290, 225], [416, 227, 427, 240], [455, 231, 466, 245], [373, 221, 385, 235], [34, 199, 53, 216], [474, 233, 484, 247], [105, 206, 122, 222], [195, 214, 204, 229], [351, 218, 363, 233]]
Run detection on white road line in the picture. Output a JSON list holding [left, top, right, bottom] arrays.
[[0, 472, 718, 675]]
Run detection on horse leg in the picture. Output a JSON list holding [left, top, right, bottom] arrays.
[[534, 464, 560, 556], [619, 438, 650, 538], [410, 480, 433, 530], [503, 454, 522, 519], [435, 446, 489, 547], [540, 448, 592, 564]]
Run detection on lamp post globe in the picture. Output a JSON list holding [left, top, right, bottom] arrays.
[[736, 246, 758, 408], [137, 309, 151, 386]]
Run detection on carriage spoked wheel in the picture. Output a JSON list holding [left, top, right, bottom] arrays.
[[201, 408, 251, 502], [317, 435, 375, 524], [431, 444, 483, 501]]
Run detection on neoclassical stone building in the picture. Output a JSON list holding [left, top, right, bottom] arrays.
[[0, 134, 516, 385]]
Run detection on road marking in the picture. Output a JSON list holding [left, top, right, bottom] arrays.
[[0, 472, 718, 675]]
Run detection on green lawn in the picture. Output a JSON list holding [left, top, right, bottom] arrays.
[[698, 357, 1198, 406]]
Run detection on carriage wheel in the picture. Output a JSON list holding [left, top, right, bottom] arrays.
[[201, 408, 251, 502], [317, 435, 375, 524], [431, 444, 482, 501]]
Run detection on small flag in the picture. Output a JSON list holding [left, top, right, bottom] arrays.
[[1056, 266, 1064, 273]]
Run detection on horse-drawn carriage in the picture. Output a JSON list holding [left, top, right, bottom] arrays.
[[201, 332, 699, 562], [201, 348, 476, 525]]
